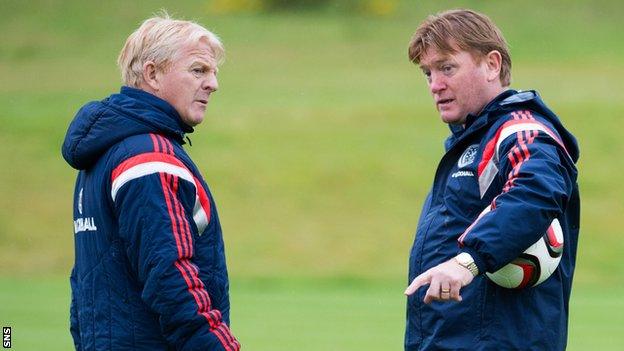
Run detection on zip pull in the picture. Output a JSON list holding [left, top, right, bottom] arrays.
[[185, 135, 193, 146]]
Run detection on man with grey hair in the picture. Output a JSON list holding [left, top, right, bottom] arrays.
[[62, 13, 240, 350]]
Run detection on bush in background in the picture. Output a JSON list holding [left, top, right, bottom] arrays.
[[208, 0, 398, 16]]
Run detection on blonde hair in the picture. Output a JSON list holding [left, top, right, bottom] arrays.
[[117, 11, 225, 88], [408, 9, 511, 86]]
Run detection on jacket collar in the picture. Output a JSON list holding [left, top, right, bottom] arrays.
[[119, 86, 194, 134], [448, 89, 517, 139]]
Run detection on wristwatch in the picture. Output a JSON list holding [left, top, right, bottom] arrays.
[[455, 252, 479, 277]]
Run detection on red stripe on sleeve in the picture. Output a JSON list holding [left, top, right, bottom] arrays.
[[216, 323, 240, 350], [132, 136, 239, 350], [111, 152, 188, 181], [187, 261, 212, 310], [478, 130, 503, 176], [150, 133, 160, 152], [193, 176, 212, 223], [210, 324, 235, 351], [174, 260, 207, 310], [177, 260, 211, 322], [502, 130, 531, 193], [167, 174, 187, 257], [164, 136, 175, 155], [519, 132, 530, 160], [170, 176, 191, 257], [160, 173, 185, 258], [175, 262, 237, 351], [478, 112, 569, 178], [157, 135, 171, 155], [161, 176, 239, 351]]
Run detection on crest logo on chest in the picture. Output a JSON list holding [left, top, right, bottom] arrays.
[[458, 144, 479, 168], [78, 188, 83, 215]]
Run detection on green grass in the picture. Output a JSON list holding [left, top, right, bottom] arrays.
[[0, 0, 622, 281], [0, 0, 623, 348], [0, 276, 623, 350]]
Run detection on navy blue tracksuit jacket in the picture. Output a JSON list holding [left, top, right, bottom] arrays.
[[406, 90, 580, 350], [62, 87, 240, 350]]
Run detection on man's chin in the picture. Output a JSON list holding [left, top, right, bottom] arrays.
[[189, 118, 204, 127], [440, 114, 458, 124], [181, 114, 204, 127], [439, 112, 467, 125]]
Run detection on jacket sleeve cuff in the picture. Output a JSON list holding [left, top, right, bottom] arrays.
[[459, 247, 487, 275]]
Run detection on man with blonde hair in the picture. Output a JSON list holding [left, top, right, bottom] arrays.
[[403, 9, 580, 350], [62, 13, 240, 350]]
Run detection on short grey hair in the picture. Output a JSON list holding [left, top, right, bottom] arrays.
[[117, 11, 225, 88]]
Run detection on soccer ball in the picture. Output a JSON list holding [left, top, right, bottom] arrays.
[[480, 205, 564, 289]]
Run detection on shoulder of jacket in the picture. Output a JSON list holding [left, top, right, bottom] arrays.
[[484, 109, 563, 158], [487, 100, 553, 130], [495, 91, 556, 126], [499, 90, 537, 106], [116, 133, 177, 156], [107, 135, 199, 202], [106, 134, 184, 171]]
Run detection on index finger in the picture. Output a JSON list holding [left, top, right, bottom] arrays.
[[404, 272, 431, 296]]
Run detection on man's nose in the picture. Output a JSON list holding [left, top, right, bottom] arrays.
[[203, 73, 218, 92], [429, 73, 446, 94]]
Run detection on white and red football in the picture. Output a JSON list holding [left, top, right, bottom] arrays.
[[479, 205, 564, 289]]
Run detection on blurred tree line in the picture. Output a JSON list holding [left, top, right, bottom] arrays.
[[208, 0, 398, 16]]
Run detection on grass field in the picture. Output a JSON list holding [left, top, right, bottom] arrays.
[[1, 0, 623, 349], [1, 276, 623, 350]]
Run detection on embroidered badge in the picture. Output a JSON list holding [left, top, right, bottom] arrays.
[[78, 188, 83, 215], [458, 144, 479, 168]]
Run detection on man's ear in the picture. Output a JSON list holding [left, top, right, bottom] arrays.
[[485, 50, 502, 82], [142, 61, 160, 91]]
